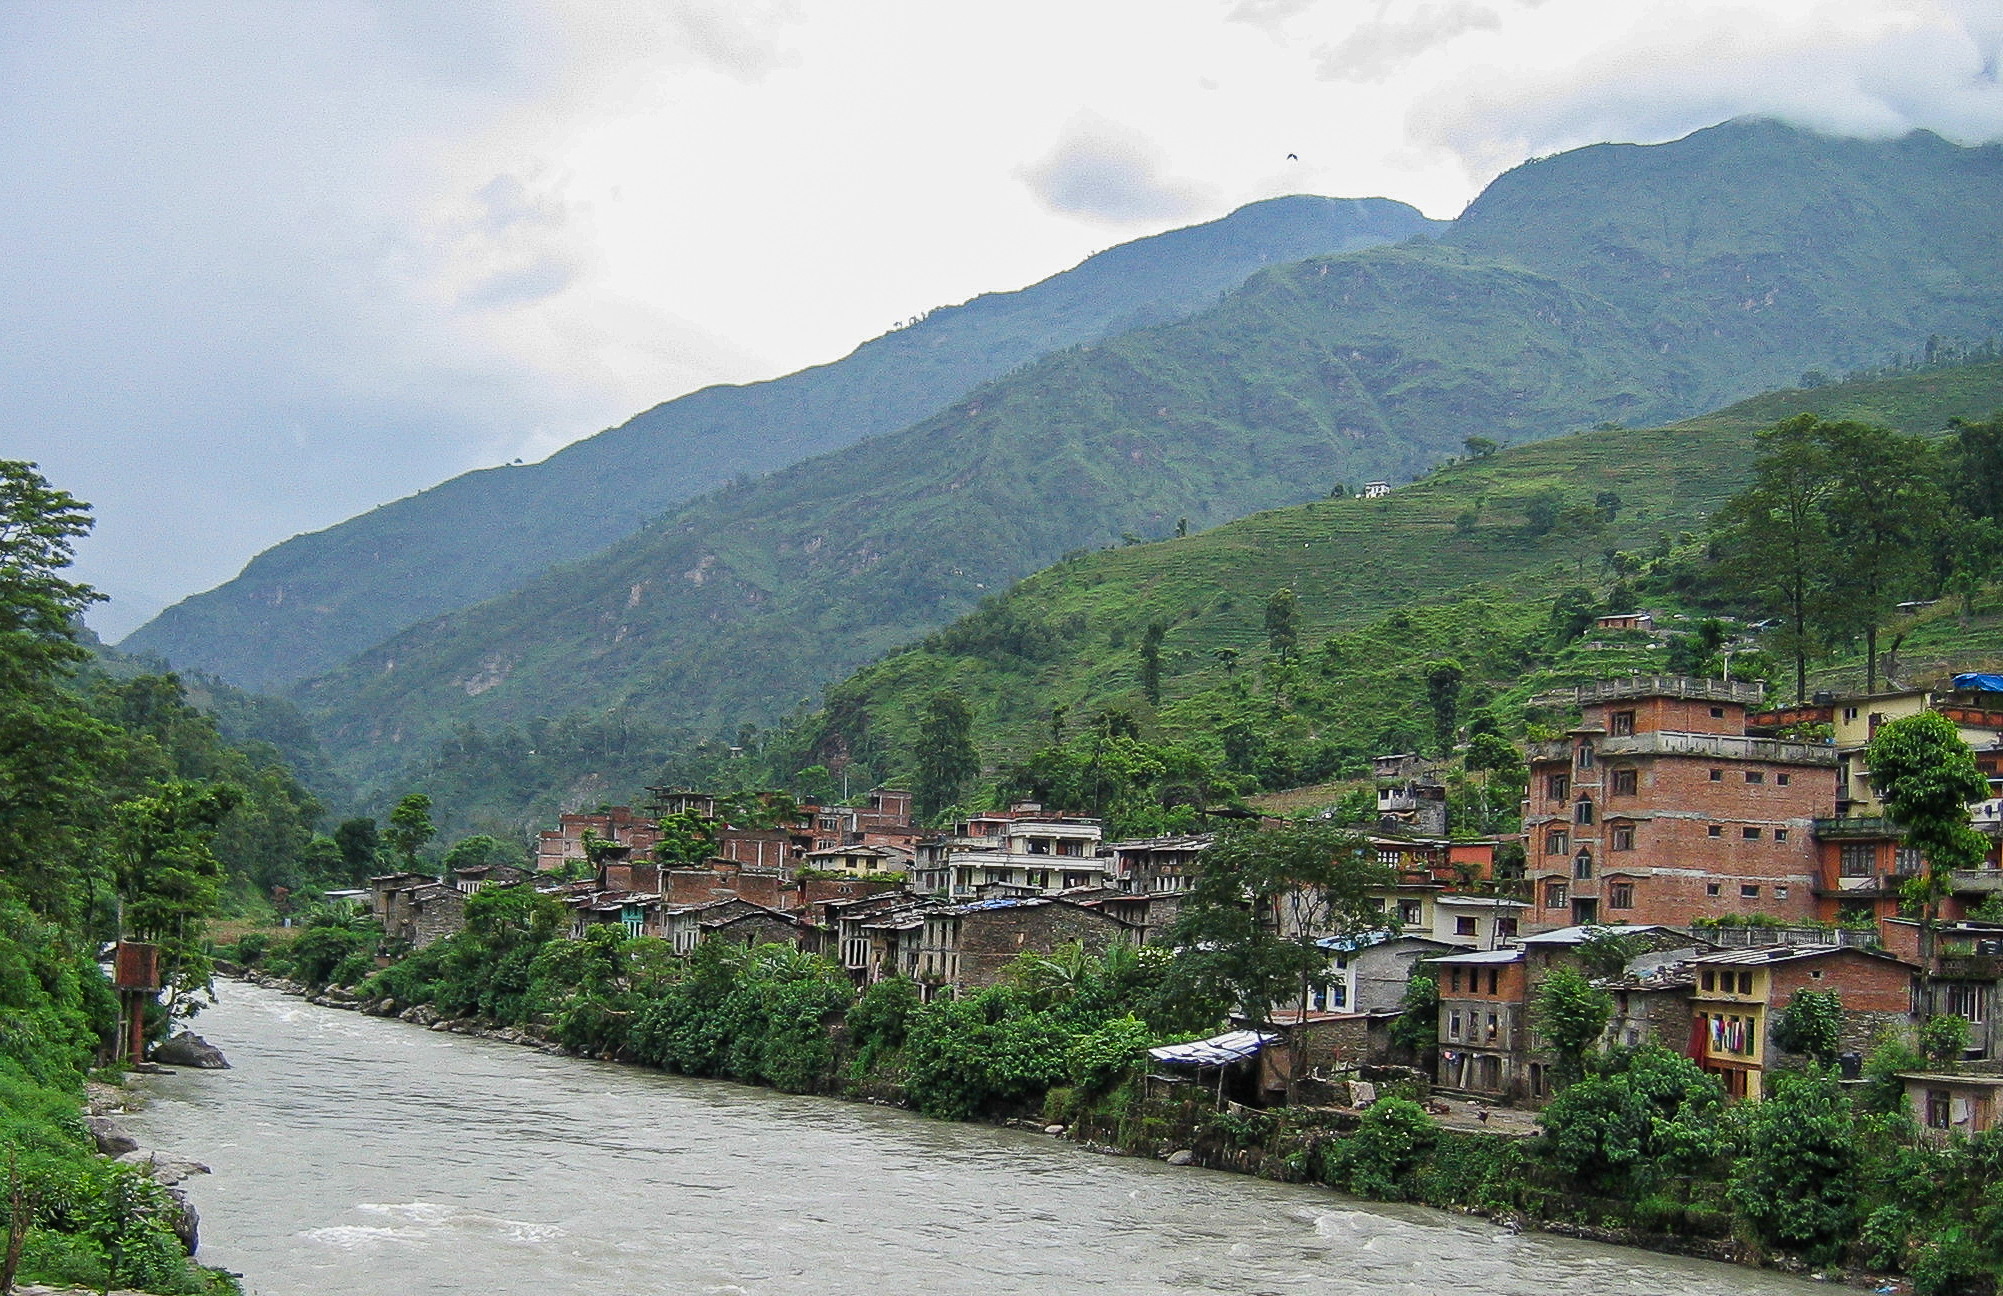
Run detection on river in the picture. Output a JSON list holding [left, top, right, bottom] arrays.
[[123, 981, 1828, 1296]]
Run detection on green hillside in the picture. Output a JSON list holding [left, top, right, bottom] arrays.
[[122, 196, 1436, 690], [292, 121, 2003, 793], [782, 361, 2003, 786]]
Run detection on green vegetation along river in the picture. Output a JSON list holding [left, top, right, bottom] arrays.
[[126, 982, 1834, 1296]]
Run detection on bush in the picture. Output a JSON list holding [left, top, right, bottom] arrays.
[[1319, 1098, 1434, 1200]]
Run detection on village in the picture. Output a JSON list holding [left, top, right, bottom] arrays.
[[353, 669, 2003, 1140]]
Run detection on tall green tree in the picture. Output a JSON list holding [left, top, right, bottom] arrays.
[[1727, 1069, 1859, 1261], [1165, 820, 1392, 1028], [111, 779, 242, 1016], [0, 462, 114, 919], [1425, 659, 1463, 757], [1264, 587, 1299, 664], [1819, 420, 1949, 692], [1534, 965, 1614, 1086], [913, 690, 979, 821], [384, 792, 437, 871], [1708, 414, 1836, 702], [1138, 619, 1166, 706]]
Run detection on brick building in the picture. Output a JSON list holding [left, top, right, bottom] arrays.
[[1524, 676, 1835, 930], [536, 807, 662, 873]]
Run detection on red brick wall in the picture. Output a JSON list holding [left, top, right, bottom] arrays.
[[1585, 697, 1745, 737]]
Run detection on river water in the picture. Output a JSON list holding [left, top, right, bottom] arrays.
[[123, 982, 1825, 1296]]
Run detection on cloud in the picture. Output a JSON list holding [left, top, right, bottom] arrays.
[[1316, 2, 1505, 82], [1406, 2, 2003, 182], [1017, 113, 1217, 224]]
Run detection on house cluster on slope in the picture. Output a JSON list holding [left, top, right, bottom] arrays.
[[360, 671, 2003, 1137]]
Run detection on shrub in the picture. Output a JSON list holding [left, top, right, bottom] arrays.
[[1320, 1098, 1434, 1200]]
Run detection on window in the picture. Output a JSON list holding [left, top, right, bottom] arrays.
[[1547, 830, 1570, 855], [1449, 968, 1463, 993], [1775, 885, 1790, 900], [1710, 706, 1725, 718], [1844, 706, 1860, 722], [1455, 915, 1477, 936], [1574, 851, 1594, 880], [1774, 828, 1789, 843], [1611, 822, 1635, 851], [1544, 880, 1569, 909], [1777, 773, 1791, 786], [1709, 769, 1724, 782], [1706, 881, 1722, 897], [1448, 1010, 1463, 1041], [1927, 1089, 1952, 1130], [1498, 917, 1519, 938], [1708, 824, 1723, 837], [1485, 1011, 1500, 1042], [1577, 743, 1595, 769], [1612, 768, 1638, 796], [1840, 843, 1875, 878], [1486, 968, 1499, 995], [1610, 710, 1636, 737], [1896, 846, 1924, 875], [1745, 771, 1765, 785], [1608, 881, 1634, 909], [1742, 827, 1762, 840], [1741, 884, 1761, 898], [1701, 969, 1715, 991], [1547, 773, 1570, 801], [1575, 798, 1595, 825], [1398, 899, 1423, 926], [1377, 848, 1402, 866], [1739, 972, 1753, 994], [1947, 983, 1987, 1024]]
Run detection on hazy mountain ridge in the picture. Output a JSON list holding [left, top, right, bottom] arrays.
[[288, 122, 2003, 792], [121, 196, 1438, 690]]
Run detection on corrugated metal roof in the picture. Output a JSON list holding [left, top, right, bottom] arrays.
[[1521, 923, 1671, 946], [1148, 1030, 1276, 1067], [1427, 948, 1524, 965]]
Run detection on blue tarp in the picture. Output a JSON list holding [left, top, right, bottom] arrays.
[[1954, 673, 2003, 694]]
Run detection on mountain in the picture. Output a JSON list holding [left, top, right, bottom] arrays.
[[287, 120, 2003, 791], [782, 360, 2003, 785], [118, 196, 1439, 690]]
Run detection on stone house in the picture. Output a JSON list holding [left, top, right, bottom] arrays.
[[1686, 944, 1917, 1099], [1296, 932, 1457, 1016], [394, 882, 467, 950], [1900, 1072, 2003, 1140], [1433, 948, 1529, 1100], [915, 896, 1137, 996]]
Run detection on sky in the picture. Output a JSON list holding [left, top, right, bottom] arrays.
[[4, 1, 2000, 640]]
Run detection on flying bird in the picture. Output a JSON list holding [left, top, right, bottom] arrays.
[[1287, 152, 1298, 161]]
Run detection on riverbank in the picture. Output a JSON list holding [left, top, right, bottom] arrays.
[[227, 967, 1914, 1293]]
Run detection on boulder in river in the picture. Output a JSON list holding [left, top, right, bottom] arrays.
[[83, 1114, 138, 1155], [116, 1150, 211, 1187], [152, 1032, 230, 1070]]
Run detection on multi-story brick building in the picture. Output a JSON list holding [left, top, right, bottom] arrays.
[[912, 806, 1108, 899], [1524, 676, 1836, 931], [536, 806, 663, 873]]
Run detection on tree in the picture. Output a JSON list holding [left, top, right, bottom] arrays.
[[1264, 588, 1299, 663], [1165, 820, 1393, 1028], [1388, 971, 1439, 1055], [384, 793, 437, 871], [652, 809, 718, 866], [1534, 965, 1613, 1086], [1425, 659, 1463, 758], [1947, 412, 2003, 523], [1522, 489, 1563, 536], [1868, 711, 1989, 973], [333, 817, 379, 875], [913, 690, 979, 821], [1728, 1068, 1859, 1261], [1212, 646, 1239, 679], [1708, 414, 1836, 702], [1770, 988, 1843, 1066], [1547, 586, 1599, 646], [443, 833, 520, 873], [1819, 420, 1949, 691], [111, 779, 242, 1017], [1463, 435, 1498, 458], [0, 462, 114, 918], [1138, 620, 1166, 706]]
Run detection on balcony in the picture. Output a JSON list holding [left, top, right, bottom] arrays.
[[1949, 870, 2003, 895], [1598, 731, 1835, 766], [1936, 953, 2003, 980], [1534, 676, 1768, 708], [1814, 816, 1899, 840]]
